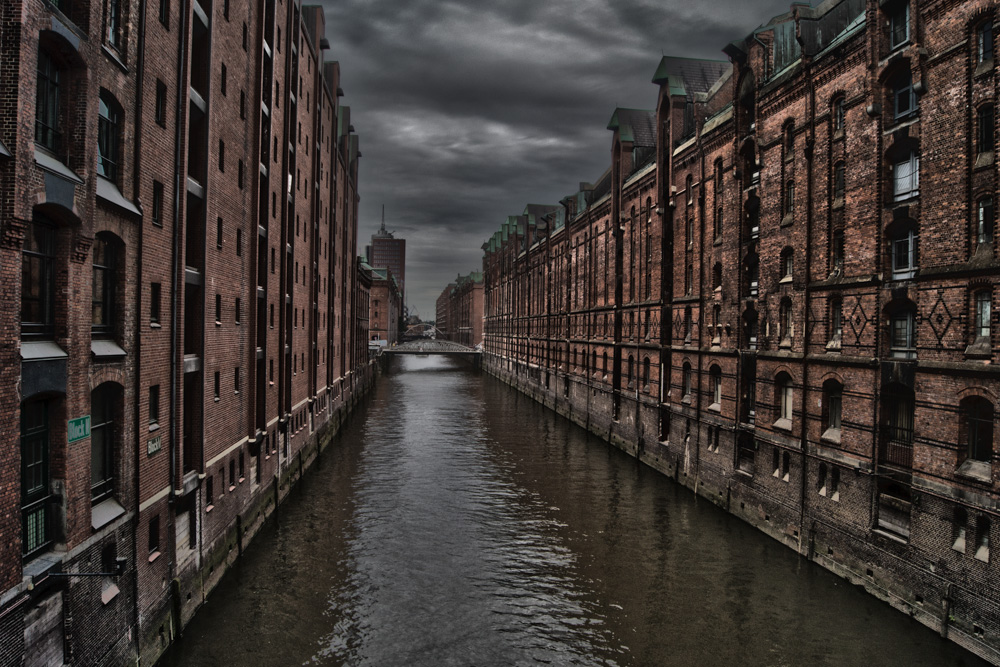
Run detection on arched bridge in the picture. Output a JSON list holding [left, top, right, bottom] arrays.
[[382, 339, 482, 357]]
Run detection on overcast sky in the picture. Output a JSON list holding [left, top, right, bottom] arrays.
[[317, 0, 794, 320]]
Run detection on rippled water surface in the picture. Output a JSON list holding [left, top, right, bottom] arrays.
[[163, 356, 987, 666]]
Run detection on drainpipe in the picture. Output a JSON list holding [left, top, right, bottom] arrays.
[[798, 29, 816, 557], [132, 0, 147, 654], [168, 0, 191, 598]]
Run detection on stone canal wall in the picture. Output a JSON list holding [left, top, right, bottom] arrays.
[[484, 356, 1000, 666], [144, 365, 376, 666]]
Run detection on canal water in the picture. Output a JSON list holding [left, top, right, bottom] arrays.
[[162, 356, 987, 666]]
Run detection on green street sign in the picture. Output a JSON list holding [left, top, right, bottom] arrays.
[[68, 416, 91, 443]]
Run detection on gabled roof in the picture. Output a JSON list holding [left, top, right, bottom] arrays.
[[607, 108, 656, 147], [651, 56, 729, 99]]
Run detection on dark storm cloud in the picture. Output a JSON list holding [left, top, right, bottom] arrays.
[[316, 0, 792, 319]]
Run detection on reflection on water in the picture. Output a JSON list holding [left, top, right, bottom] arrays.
[[162, 356, 987, 667]]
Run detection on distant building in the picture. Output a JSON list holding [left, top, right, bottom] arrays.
[[437, 273, 484, 347], [369, 266, 402, 345], [436, 283, 457, 339], [369, 218, 406, 308]]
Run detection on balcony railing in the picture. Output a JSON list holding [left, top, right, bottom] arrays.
[[879, 426, 913, 468]]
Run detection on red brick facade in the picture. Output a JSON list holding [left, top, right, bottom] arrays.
[[0, 0, 370, 663], [368, 266, 401, 345], [483, 1, 1000, 662], [436, 272, 484, 348]]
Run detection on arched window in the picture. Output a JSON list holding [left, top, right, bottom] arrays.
[[712, 305, 721, 344], [713, 262, 723, 289], [642, 357, 650, 389], [627, 354, 635, 387], [98, 91, 123, 181], [775, 373, 793, 425], [682, 362, 692, 400], [602, 351, 608, 377], [92, 233, 120, 336], [686, 174, 693, 205], [715, 206, 723, 239], [684, 305, 692, 343], [91, 383, 122, 504], [784, 122, 794, 156]]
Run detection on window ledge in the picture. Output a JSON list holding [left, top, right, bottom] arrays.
[[92, 339, 127, 359], [974, 58, 994, 79], [92, 497, 126, 530], [826, 338, 842, 353], [682, 395, 691, 405], [780, 214, 794, 227], [228, 485, 236, 493], [205, 504, 214, 513], [34, 148, 83, 184], [832, 129, 845, 142], [964, 338, 992, 359], [20, 340, 68, 361], [148, 550, 162, 564], [974, 151, 994, 170], [150, 322, 162, 329], [872, 527, 909, 545], [708, 402, 721, 413], [101, 583, 120, 605], [956, 459, 992, 484], [773, 417, 793, 432], [101, 44, 129, 73], [831, 197, 844, 210], [821, 428, 842, 444], [779, 275, 792, 284], [148, 423, 160, 433], [97, 177, 141, 216]]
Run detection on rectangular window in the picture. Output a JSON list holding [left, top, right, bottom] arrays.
[[107, 0, 123, 49], [214, 371, 220, 400], [149, 385, 160, 426], [98, 94, 120, 181], [150, 282, 161, 324], [149, 515, 160, 555], [978, 21, 993, 64], [980, 198, 995, 244], [235, 298, 241, 324], [152, 180, 163, 226], [889, 3, 909, 49], [976, 291, 991, 340], [35, 51, 61, 152], [243, 22, 248, 51], [893, 152, 919, 200], [890, 312, 916, 358], [216, 217, 223, 248], [221, 63, 227, 95], [21, 400, 52, 558], [827, 390, 842, 431], [155, 79, 167, 126], [236, 229, 242, 256], [238, 160, 244, 189], [893, 74, 915, 119], [223, 0, 229, 19], [234, 367, 240, 393], [891, 230, 916, 278], [158, 0, 169, 26], [219, 140, 225, 172], [978, 105, 995, 155], [215, 293, 221, 323], [240, 90, 245, 119], [22, 222, 56, 337], [206, 475, 214, 506]]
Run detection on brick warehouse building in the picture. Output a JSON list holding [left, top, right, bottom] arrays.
[[368, 266, 401, 346], [0, 0, 370, 662], [482, 0, 1000, 662], [435, 272, 484, 347]]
